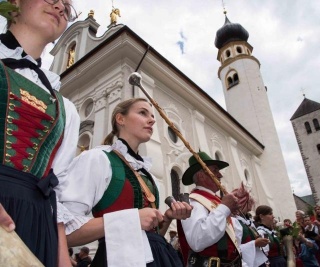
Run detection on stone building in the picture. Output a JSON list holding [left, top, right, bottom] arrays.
[[291, 97, 320, 204], [51, 13, 296, 223]]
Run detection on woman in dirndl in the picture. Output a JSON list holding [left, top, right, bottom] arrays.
[[255, 205, 286, 267], [58, 98, 193, 267], [0, 0, 80, 266]]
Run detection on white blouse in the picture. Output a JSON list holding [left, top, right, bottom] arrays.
[[236, 216, 268, 267], [56, 140, 153, 234], [0, 41, 80, 223]]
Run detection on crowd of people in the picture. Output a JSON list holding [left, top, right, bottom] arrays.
[[0, 1, 319, 267]]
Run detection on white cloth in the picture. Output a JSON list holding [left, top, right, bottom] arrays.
[[104, 210, 153, 267], [0, 41, 80, 224], [57, 140, 154, 264], [236, 216, 268, 267], [181, 186, 242, 252]]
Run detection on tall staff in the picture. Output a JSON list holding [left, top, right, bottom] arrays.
[[128, 72, 228, 195]]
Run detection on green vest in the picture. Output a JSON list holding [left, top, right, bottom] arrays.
[[92, 150, 159, 215], [0, 61, 66, 178]]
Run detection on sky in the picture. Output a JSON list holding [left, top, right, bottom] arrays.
[[1, 0, 319, 197]]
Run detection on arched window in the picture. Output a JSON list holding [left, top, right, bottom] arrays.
[[226, 50, 231, 58], [313, 119, 320, 131], [227, 77, 233, 87], [317, 144, 320, 155], [215, 152, 220, 161], [233, 73, 239, 84], [305, 122, 312, 134], [77, 133, 91, 155], [226, 71, 239, 89], [236, 46, 242, 54], [170, 169, 180, 200]]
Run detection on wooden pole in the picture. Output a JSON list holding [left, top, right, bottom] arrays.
[[0, 226, 44, 266], [129, 73, 228, 195]]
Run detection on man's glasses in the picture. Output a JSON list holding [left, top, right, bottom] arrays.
[[44, 0, 78, 22]]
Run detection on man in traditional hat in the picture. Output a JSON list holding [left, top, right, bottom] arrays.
[[178, 152, 242, 267]]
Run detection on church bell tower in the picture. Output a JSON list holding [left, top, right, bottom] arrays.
[[214, 13, 296, 217]]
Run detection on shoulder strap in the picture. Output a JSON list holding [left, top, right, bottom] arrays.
[[113, 150, 156, 208], [189, 192, 241, 254]]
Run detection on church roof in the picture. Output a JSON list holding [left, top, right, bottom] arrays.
[[214, 15, 249, 49], [290, 97, 320, 120]]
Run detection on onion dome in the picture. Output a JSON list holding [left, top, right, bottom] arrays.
[[215, 15, 249, 49]]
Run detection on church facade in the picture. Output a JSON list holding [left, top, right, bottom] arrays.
[[51, 14, 296, 220]]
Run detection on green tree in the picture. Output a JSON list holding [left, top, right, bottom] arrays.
[[0, 1, 19, 21]]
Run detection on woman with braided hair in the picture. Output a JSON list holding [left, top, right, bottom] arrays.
[[58, 98, 192, 267]]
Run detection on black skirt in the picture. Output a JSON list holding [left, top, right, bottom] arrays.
[[0, 164, 58, 267], [259, 255, 286, 267], [91, 231, 183, 267], [147, 232, 183, 267]]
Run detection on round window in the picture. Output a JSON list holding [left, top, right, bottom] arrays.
[[168, 126, 178, 143], [85, 101, 93, 117]]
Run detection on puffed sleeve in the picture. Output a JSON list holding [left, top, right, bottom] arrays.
[[52, 97, 80, 180], [257, 229, 270, 255], [181, 199, 231, 252], [55, 148, 112, 235]]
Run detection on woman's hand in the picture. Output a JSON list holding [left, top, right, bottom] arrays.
[[164, 201, 193, 221], [0, 203, 15, 232], [138, 208, 163, 231]]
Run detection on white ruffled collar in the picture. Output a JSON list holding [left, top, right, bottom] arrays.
[[257, 224, 277, 236], [236, 215, 254, 227], [96, 139, 152, 171]]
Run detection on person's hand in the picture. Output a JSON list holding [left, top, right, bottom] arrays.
[[255, 237, 270, 247], [0, 203, 15, 232], [314, 220, 320, 227], [164, 201, 193, 221], [138, 208, 163, 231], [221, 193, 239, 214]]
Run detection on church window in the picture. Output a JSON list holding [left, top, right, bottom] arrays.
[[215, 152, 220, 160], [226, 50, 231, 58], [313, 119, 320, 131], [233, 73, 239, 85], [85, 101, 93, 117], [77, 133, 91, 155], [236, 46, 242, 54], [170, 169, 180, 200], [305, 122, 312, 134], [317, 144, 320, 154], [227, 71, 239, 89], [80, 98, 94, 120], [168, 126, 178, 143]]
